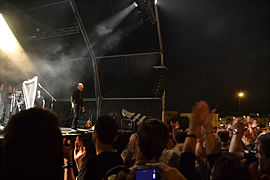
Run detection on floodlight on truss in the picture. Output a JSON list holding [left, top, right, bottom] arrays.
[[31, 26, 80, 40], [133, 2, 138, 7], [134, 0, 156, 24]]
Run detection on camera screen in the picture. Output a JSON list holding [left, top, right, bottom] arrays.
[[136, 169, 156, 180]]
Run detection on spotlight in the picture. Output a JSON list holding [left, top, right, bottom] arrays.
[[134, 0, 156, 24], [133, 2, 138, 7]]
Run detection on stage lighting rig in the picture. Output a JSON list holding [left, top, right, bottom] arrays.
[[31, 25, 80, 40], [134, 0, 156, 24]]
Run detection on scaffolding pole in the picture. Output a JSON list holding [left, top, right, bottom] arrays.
[[154, 3, 166, 122], [24, 0, 68, 12], [69, 0, 102, 119]]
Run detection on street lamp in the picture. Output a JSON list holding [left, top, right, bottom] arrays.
[[238, 92, 244, 98], [238, 91, 244, 115]]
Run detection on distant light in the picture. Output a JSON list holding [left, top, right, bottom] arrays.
[[256, 113, 259, 116], [155, 0, 158, 5], [238, 92, 244, 98], [133, 2, 138, 7]]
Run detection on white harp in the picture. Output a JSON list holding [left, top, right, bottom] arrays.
[[22, 76, 38, 109]]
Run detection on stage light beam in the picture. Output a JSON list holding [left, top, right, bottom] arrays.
[[0, 13, 36, 77], [96, 3, 136, 36], [0, 13, 19, 53]]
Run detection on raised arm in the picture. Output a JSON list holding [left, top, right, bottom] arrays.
[[229, 118, 245, 157], [203, 109, 218, 155], [74, 136, 87, 172], [179, 101, 210, 179], [183, 101, 209, 153], [42, 99, 45, 109], [70, 94, 75, 109], [63, 138, 75, 180]]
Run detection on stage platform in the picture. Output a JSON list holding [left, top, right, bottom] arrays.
[[0, 126, 134, 140], [0, 127, 92, 140]]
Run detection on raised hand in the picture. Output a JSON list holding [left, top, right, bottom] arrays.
[[63, 138, 73, 163], [170, 121, 176, 129], [190, 101, 210, 131], [252, 120, 258, 128], [175, 121, 180, 129], [146, 162, 187, 180], [232, 118, 246, 137], [74, 136, 86, 172], [226, 123, 232, 131], [203, 109, 216, 132]]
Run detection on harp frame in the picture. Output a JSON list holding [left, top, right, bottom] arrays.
[[22, 76, 38, 109]]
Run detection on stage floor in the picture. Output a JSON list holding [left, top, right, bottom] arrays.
[[0, 126, 93, 140], [0, 126, 134, 140]]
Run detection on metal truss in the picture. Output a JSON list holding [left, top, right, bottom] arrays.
[[32, 26, 80, 40]]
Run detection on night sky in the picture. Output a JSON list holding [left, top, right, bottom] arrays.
[[159, 0, 270, 114]]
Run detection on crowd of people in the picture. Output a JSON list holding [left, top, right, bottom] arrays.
[[0, 100, 270, 180]]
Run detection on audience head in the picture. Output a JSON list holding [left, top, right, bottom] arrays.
[[217, 129, 230, 143], [258, 132, 270, 174], [7, 85, 12, 92], [94, 115, 118, 145], [3, 108, 63, 180], [37, 90, 41, 96], [137, 119, 169, 161], [211, 153, 251, 180], [159, 149, 179, 169], [174, 131, 187, 144]]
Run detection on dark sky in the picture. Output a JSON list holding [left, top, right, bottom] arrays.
[[159, 0, 270, 114]]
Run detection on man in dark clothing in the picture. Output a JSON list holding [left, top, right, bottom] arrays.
[[70, 83, 85, 130], [34, 90, 45, 109], [76, 116, 123, 180], [3, 85, 15, 126], [0, 83, 4, 124]]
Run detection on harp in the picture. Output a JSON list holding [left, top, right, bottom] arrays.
[[22, 76, 38, 109]]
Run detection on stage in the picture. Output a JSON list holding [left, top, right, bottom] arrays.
[[0, 126, 134, 143]]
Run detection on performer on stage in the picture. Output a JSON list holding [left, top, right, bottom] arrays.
[[70, 83, 85, 130], [3, 85, 15, 126], [34, 90, 45, 109], [0, 83, 4, 125]]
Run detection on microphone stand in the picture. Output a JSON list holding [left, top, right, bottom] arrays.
[[38, 83, 56, 110]]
